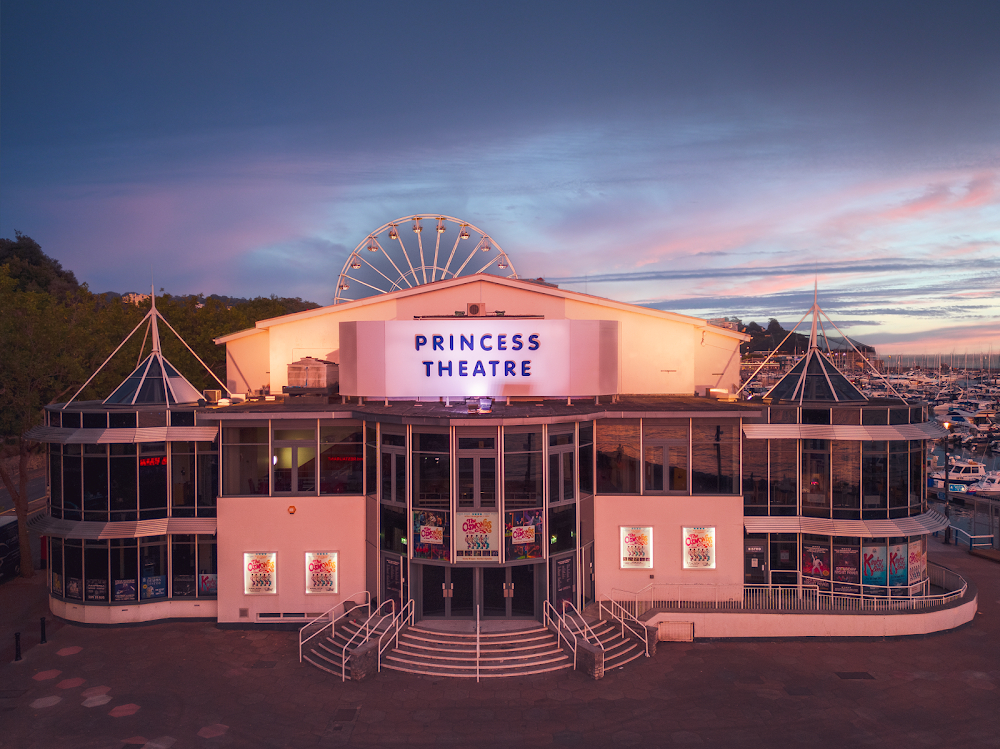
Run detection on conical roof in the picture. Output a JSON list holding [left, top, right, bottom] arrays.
[[104, 353, 203, 405], [764, 348, 867, 403]]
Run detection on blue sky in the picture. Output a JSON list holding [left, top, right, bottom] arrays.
[[2, 1, 998, 353]]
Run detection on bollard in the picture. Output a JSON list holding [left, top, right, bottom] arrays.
[[40, 617, 47, 645], [15, 632, 22, 662]]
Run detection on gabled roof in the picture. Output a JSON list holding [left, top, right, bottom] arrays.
[[215, 273, 750, 344]]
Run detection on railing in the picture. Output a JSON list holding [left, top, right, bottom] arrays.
[[476, 605, 481, 683], [340, 599, 395, 682], [607, 564, 967, 617], [377, 598, 414, 674], [298, 591, 370, 663], [599, 597, 650, 657], [949, 526, 995, 550], [543, 600, 604, 669]]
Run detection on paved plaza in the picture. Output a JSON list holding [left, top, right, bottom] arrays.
[[2, 534, 998, 748]]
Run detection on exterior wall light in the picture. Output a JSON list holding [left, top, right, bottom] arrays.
[[288, 506, 296, 515]]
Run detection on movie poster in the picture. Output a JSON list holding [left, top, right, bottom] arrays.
[[505, 509, 544, 561], [887, 542, 908, 587], [52, 572, 63, 597], [682, 527, 715, 570], [244, 552, 277, 594], [66, 577, 82, 600], [199, 573, 218, 596], [113, 578, 137, 601], [621, 526, 653, 569], [832, 545, 860, 593], [456, 511, 500, 561], [908, 538, 926, 585], [141, 575, 167, 599], [305, 551, 338, 594], [802, 542, 831, 589], [861, 542, 887, 587], [413, 511, 450, 562]]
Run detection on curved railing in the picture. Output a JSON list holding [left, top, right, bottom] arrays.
[[298, 591, 370, 662]]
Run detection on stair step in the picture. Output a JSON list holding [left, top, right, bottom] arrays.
[[385, 652, 571, 672], [305, 651, 351, 679], [395, 640, 558, 656], [382, 661, 572, 678], [391, 647, 568, 664]]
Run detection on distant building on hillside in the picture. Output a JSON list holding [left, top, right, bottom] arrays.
[[122, 292, 150, 305]]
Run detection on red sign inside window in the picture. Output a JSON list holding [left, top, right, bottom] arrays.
[[139, 456, 165, 467]]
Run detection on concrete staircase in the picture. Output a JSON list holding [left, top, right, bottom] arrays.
[[302, 617, 377, 680], [590, 618, 645, 670], [382, 623, 573, 678]]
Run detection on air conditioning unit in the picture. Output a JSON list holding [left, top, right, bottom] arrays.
[[467, 302, 485, 316]]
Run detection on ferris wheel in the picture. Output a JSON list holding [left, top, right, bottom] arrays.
[[334, 215, 518, 304]]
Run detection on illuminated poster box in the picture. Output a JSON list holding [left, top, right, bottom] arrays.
[[620, 526, 653, 569], [682, 527, 715, 569], [244, 552, 277, 595], [305, 551, 338, 594], [455, 511, 500, 562]]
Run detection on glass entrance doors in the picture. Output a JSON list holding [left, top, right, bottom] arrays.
[[418, 563, 538, 619]]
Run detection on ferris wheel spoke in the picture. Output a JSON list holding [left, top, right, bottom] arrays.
[[415, 226, 428, 285], [373, 238, 413, 289], [474, 254, 504, 275], [343, 274, 389, 295], [359, 250, 404, 291], [441, 232, 463, 280], [431, 227, 443, 283], [452, 237, 487, 277], [395, 232, 420, 287]]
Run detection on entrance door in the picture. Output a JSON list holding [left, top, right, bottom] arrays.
[[481, 565, 537, 618], [419, 564, 476, 618]]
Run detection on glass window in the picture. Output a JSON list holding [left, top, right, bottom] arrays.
[[691, 421, 738, 495], [171, 535, 197, 597], [801, 440, 831, 517], [196, 443, 218, 517], [366, 424, 377, 495], [171, 443, 195, 517], [50, 537, 63, 597], [171, 411, 195, 427], [596, 419, 640, 494], [801, 409, 830, 425], [643, 420, 689, 494], [504, 428, 543, 510], [769, 533, 798, 585], [63, 445, 82, 521], [140, 536, 168, 600], [139, 450, 168, 519], [109, 411, 137, 428], [275, 428, 315, 441], [862, 409, 888, 426], [579, 422, 594, 496], [197, 536, 218, 597], [832, 441, 861, 519], [61, 412, 81, 429], [862, 442, 888, 518], [110, 446, 138, 521], [909, 441, 922, 510], [769, 440, 797, 515], [223, 443, 270, 495], [49, 445, 62, 519], [889, 408, 909, 426], [272, 446, 316, 494], [412, 430, 449, 509], [831, 408, 860, 426], [769, 408, 797, 424], [742, 438, 768, 513], [137, 410, 167, 428], [84, 540, 109, 602], [64, 539, 83, 600], [380, 505, 408, 554], [83, 412, 107, 429], [320, 424, 364, 495], [549, 504, 576, 553], [111, 539, 138, 601], [888, 442, 908, 515]]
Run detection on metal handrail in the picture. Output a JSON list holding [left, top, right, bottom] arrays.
[[599, 597, 650, 657], [476, 605, 481, 683], [340, 599, 395, 682], [543, 600, 605, 670], [298, 591, 370, 662], [543, 600, 577, 668], [560, 600, 603, 649], [949, 526, 995, 550], [377, 598, 415, 674]]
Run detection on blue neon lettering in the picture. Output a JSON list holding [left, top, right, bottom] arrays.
[[505, 361, 516, 376], [472, 361, 486, 376], [461, 334, 474, 351], [480, 334, 493, 351], [489, 360, 500, 376], [522, 360, 531, 377], [511, 334, 523, 351], [423, 361, 433, 376], [439, 361, 452, 376], [415, 335, 427, 350], [459, 360, 468, 376], [528, 334, 539, 351], [433, 335, 444, 351]]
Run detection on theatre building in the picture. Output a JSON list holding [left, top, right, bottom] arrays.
[[31, 242, 973, 641]]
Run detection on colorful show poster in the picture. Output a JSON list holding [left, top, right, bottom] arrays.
[[620, 526, 653, 569], [456, 511, 500, 561], [86, 577, 107, 601], [244, 552, 277, 595], [305, 551, 338, 594], [52, 572, 63, 597], [908, 539, 926, 585], [141, 575, 167, 599], [887, 542, 908, 587], [832, 545, 860, 592], [113, 578, 137, 601], [505, 509, 543, 561], [682, 527, 715, 569], [198, 573, 218, 596], [861, 542, 887, 587], [66, 577, 82, 600], [802, 542, 831, 586], [413, 511, 450, 562]]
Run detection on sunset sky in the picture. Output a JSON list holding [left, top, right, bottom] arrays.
[[2, 1, 998, 354]]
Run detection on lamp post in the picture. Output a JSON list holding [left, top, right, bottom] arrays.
[[942, 421, 953, 544]]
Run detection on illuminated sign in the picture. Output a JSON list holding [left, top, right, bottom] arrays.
[[305, 551, 338, 594], [340, 319, 619, 398], [620, 526, 653, 569], [456, 511, 500, 561], [244, 552, 277, 594], [682, 527, 715, 569], [139, 456, 166, 467]]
